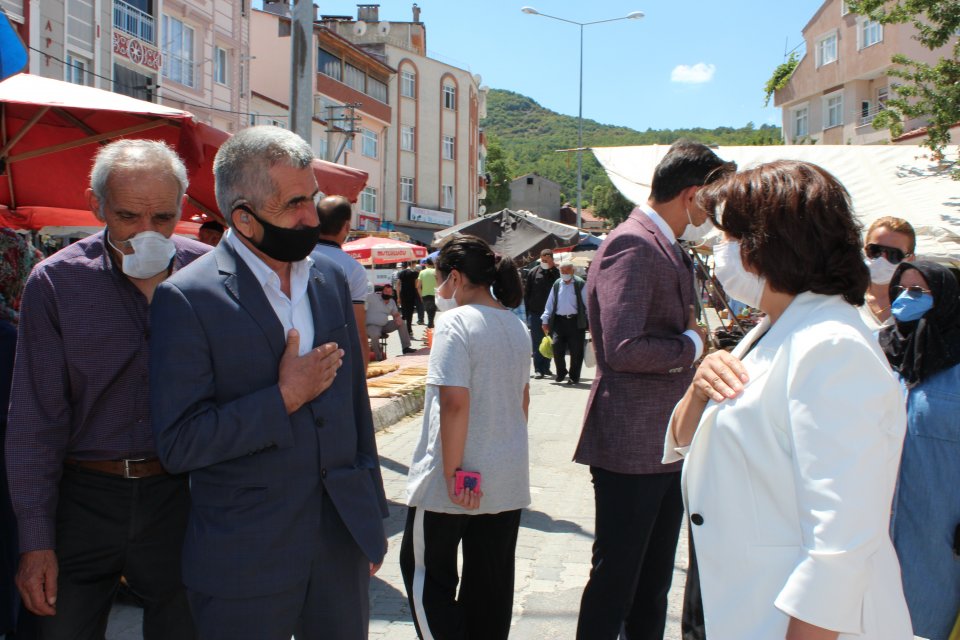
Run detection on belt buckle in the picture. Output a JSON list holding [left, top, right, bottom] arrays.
[[122, 458, 149, 479]]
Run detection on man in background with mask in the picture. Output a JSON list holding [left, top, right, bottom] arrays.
[[540, 255, 587, 385], [365, 283, 416, 360], [149, 126, 388, 639], [6, 139, 208, 638], [574, 140, 733, 640]]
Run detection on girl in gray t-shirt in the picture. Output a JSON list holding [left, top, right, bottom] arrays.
[[400, 236, 531, 640]]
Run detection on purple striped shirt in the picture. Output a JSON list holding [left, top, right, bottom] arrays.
[[5, 231, 209, 552]]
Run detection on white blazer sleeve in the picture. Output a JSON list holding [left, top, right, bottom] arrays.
[[773, 331, 905, 634], [662, 403, 689, 464]]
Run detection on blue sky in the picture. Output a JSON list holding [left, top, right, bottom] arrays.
[[271, 1, 828, 131]]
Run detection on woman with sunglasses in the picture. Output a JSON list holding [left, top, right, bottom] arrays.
[[399, 235, 531, 639], [861, 217, 916, 332], [665, 161, 912, 639], [879, 261, 960, 640]]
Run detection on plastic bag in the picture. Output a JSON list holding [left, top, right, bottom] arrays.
[[583, 333, 596, 368], [538, 335, 554, 359]]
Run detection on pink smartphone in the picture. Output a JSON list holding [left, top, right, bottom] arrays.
[[454, 470, 482, 496]]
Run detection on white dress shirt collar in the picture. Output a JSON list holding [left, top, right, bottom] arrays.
[[224, 229, 315, 356], [639, 203, 677, 245]]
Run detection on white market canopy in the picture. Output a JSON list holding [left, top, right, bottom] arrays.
[[592, 144, 960, 261]]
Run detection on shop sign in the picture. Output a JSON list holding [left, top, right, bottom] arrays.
[[408, 206, 454, 227]]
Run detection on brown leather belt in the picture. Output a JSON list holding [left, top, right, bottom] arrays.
[[64, 457, 167, 479]]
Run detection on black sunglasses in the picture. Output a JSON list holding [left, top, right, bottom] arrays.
[[891, 285, 933, 299], [866, 243, 910, 264]]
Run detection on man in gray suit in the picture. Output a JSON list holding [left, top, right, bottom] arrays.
[[574, 141, 733, 639], [149, 126, 388, 640]]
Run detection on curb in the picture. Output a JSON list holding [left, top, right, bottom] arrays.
[[371, 388, 425, 432]]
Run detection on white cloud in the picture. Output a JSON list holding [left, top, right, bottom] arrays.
[[671, 63, 716, 84]]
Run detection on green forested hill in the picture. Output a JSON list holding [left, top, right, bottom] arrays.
[[482, 88, 782, 209]]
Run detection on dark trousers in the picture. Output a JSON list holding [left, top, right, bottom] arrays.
[[400, 507, 521, 640], [577, 468, 684, 640], [415, 296, 425, 323], [33, 466, 195, 640], [401, 296, 418, 333], [681, 529, 706, 640], [423, 296, 437, 328], [527, 313, 552, 375], [551, 315, 585, 383], [187, 493, 369, 640]]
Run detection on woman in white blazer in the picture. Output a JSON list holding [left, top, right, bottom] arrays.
[[665, 161, 912, 640]]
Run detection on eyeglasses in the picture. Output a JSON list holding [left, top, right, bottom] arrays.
[[891, 285, 933, 299], [866, 243, 911, 264]]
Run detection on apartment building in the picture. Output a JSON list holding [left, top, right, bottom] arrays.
[[6, 0, 250, 132], [775, 0, 958, 145], [250, 6, 392, 231], [320, 4, 487, 244]]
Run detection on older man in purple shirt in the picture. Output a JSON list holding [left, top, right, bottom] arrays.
[[5, 139, 208, 639]]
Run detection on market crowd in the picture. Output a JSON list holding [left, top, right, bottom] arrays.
[[0, 131, 957, 640]]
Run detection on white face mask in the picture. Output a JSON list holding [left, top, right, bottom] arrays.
[[109, 230, 177, 279], [679, 206, 714, 243], [713, 240, 766, 310], [561, 272, 573, 282], [865, 256, 898, 285], [435, 276, 459, 312]]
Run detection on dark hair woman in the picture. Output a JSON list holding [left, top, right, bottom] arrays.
[[880, 260, 960, 640], [664, 161, 912, 639], [399, 235, 530, 639]]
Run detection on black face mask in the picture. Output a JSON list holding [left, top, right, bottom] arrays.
[[381, 293, 393, 300], [235, 204, 321, 263]]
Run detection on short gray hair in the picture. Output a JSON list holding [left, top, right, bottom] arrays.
[[90, 139, 188, 215], [213, 126, 314, 226]]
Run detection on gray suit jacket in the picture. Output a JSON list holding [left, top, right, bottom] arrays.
[[574, 207, 696, 474], [150, 240, 388, 599]]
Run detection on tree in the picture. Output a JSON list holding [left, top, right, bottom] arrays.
[[849, 0, 960, 177], [763, 53, 799, 106], [482, 136, 514, 213], [591, 184, 633, 226]]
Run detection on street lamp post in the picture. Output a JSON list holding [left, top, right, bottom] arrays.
[[521, 7, 644, 230]]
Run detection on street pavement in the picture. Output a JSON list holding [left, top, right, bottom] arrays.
[[107, 337, 689, 639]]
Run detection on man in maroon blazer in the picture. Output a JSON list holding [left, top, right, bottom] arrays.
[[574, 141, 734, 639]]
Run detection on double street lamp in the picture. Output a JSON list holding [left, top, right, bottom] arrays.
[[521, 7, 644, 230]]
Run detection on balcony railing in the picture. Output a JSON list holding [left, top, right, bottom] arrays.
[[114, 0, 155, 44], [859, 103, 887, 127]]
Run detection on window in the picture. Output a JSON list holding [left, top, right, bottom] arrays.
[[360, 186, 377, 214], [318, 137, 328, 161], [859, 18, 883, 49], [214, 46, 229, 86], [824, 92, 844, 128], [442, 135, 455, 160], [368, 76, 388, 103], [65, 53, 91, 85], [443, 84, 456, 110], [317, 47, 341, 81], [877, 86, 889, 108], [815, 32, 838, 68], [840, 1, 849, 16], [162, 15, 196, 88], [526, 176, 534, 185], [792, 105, 808, 138], [401, 70, 416, 98], [344, 63, 365, 92], [401, 177, 415, 203], [442, 185, 455, 210], [361, 128, 378, 158], [401, 125, 415, 151]]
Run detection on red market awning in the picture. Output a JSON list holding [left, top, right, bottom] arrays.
[[0, 205, 200, 236], [0, 74, 368, 223], [342, 236, 428, 266]]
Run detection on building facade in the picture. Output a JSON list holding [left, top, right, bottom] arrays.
[[320, 3, 487, 244], [508, 173, 562, 221], [250, 6, 392, 231], [775, 0, 958, 145], [7, 0, 249, 132]]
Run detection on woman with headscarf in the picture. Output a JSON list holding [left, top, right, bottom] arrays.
[[0, 228, 42, 636], [880, 260, 960, 640]]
